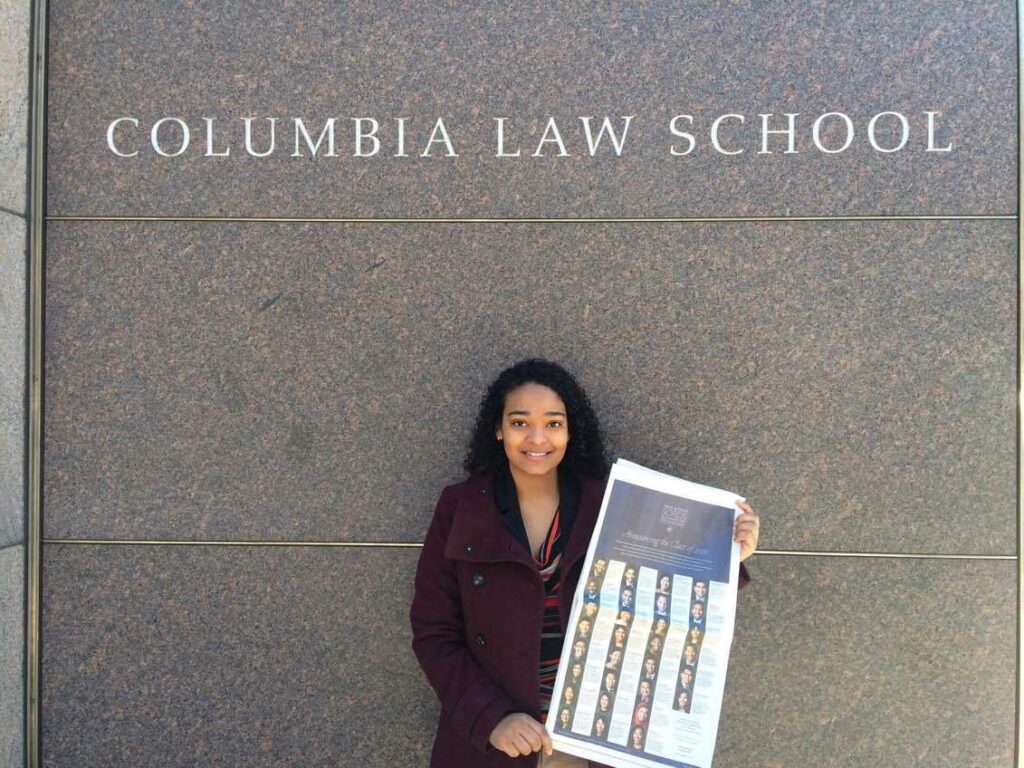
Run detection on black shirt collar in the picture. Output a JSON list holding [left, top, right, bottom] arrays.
[[492, 462, 580, 553]]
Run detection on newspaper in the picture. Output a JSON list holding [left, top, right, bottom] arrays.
[[547, 459, 744, 768]]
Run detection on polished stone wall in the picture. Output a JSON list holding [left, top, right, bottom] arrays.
[[41, 2, 1017, 767], [1, 0, 30, 766]]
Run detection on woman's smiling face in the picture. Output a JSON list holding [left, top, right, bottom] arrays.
[[495, 382, 569, 478]]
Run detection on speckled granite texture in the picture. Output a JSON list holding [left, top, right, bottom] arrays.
[[720, 556, 1015, 767], [44, 220, 1015, 553], [0, 545, 24, 768], [40, 548, 1014, 768], [38, 2, 1020, 767], [41, 545, 436, 768], [1, 2, 29, 765], [0, 0, 29, 214], [46, 1, 1015, 217], [0, 212, 25, 548]]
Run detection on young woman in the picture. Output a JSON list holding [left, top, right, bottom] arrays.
[[410, 359, 759, 767]]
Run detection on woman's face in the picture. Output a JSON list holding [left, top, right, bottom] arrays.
[[495, 383, 569, 478]]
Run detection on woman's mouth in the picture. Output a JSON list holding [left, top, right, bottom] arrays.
[[523, 450, 551, 460]]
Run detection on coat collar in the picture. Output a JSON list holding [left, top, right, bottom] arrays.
[[492, 463, 579, 555], [443, 469, 605, 574]]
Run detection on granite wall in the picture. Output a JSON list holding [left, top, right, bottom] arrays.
[[39, 2, 1017, 767], [1, 0, 30, 766]]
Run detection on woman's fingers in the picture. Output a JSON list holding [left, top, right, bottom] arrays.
[[511, 734, 533, 756], [733, 502, 760, 561], [521, 726, 542, 752], [498, 739, 520, 758], [523, 719, 553, 755], [733, 508, 760, 538], [492, 714, 551, 758]]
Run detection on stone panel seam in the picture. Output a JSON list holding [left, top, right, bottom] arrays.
[[0, 206, 27, 220], [1014, 2, 1023, 767], [44, 214, 1017, 223], [39, 539, 1017, 560]]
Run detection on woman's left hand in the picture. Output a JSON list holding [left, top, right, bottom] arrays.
[[733, 501, 760, 562]]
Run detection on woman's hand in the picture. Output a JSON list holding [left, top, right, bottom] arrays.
[[734, 500, 760, 561], [489, 713, 553, 758]]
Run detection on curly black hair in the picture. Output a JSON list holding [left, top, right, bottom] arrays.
[[464, 358, 610, 479]]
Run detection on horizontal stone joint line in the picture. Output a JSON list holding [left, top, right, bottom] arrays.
[[43, 538, 422, 548], [40, 539, 1017, 559], [45, 214, 1017, 224], [0, 205, 27, 220]]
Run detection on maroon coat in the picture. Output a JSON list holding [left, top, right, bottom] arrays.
[[409, 471, 749, 768]]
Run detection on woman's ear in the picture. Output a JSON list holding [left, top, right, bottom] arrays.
[[495, 427, 503, 441]]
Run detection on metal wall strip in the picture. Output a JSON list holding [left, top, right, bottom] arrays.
[[26, 1, 47, 766], [45, 214, 1017, 223], [39, 539, 1017, 560]]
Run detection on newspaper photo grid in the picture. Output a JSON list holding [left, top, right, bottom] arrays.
[[547, 460, 744, 768]]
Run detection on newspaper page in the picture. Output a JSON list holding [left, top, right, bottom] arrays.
[[547, 459, 743, 768]]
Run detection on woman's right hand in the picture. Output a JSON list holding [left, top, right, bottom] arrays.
[[489, 713, 554, 758]]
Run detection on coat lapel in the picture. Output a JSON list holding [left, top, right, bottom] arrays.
[[559, 474, 605, 574], [442, 473, 535, 567], [441, 470, 607, 573]]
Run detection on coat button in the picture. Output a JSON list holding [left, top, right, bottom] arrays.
[[464, 543, 474, 554], [480, 488, 488, 494], [476, 633, 487, 647], [472, 573, 485, 587]]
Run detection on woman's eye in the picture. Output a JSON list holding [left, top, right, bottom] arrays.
[[548, 421, 564, 428], [510, 420, 527, 428]]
